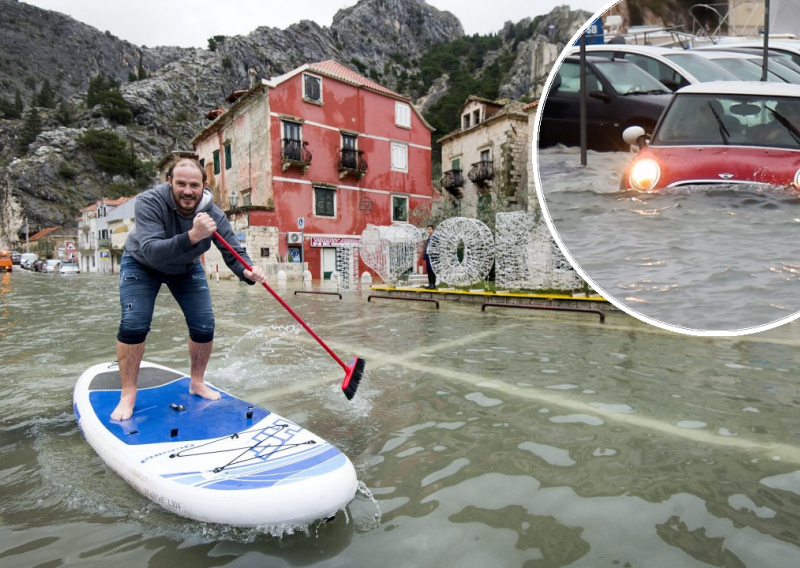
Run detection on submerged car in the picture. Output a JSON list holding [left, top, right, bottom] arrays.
[[41, 259, 61, 273], [539, 56, 672, 152], [58, 262, 80, 275], [620, 81, 800, 191]]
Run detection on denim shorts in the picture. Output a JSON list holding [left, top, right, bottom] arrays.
[[117, 253, 214, 344]]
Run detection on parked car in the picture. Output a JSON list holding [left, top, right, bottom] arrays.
[[693, 39, 800, 69], [689, 51, 786, 82], [20, 253, 38, 269], [539, 56, 672, 152], [690, 48, 800, 84], [41, 259, 61, 273], [620, 81, 800, 191], [10, 251, 21, 265], [58, 262, 80, 275], [568, 44, 739, 90]]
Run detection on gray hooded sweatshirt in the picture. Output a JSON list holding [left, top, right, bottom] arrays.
[[125, 183, 254, 282]]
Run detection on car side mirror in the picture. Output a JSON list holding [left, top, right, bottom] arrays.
[[623, 126, 648, 150], [589, 90, 612, 103]]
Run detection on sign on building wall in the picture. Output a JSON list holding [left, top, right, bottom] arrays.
[[310, 237, 361, 248]]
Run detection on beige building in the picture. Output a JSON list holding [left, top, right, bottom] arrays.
[[438, 96, 531, 220]]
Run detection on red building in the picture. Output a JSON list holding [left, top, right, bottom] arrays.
[[191, 60, 435, 281]]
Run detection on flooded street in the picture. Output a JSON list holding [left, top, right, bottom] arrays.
[[537, 146, 800, 333], [3, 269, 800, 566]]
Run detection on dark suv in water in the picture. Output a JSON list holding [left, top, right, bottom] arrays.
[[538, 56, 673, 152]]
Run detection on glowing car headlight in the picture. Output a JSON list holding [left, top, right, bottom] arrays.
[[794, 168, 800, 190], [629, 159, 661, 191]]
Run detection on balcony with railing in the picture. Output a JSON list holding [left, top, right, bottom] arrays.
[[441, 169, 464, 198], [468, 160, 493, 184], [281, 139, 312, 174], [338, 148, 368, 180]]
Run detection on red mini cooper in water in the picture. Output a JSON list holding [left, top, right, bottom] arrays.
[[620, 81, 800, 191]]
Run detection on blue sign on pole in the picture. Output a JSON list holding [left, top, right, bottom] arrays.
[[574, 17, 604, 46]]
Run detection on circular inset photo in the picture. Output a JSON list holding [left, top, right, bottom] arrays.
[[535, 2, 800, 335]]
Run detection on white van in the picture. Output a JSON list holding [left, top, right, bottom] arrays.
[[20, 253, 38, 269]]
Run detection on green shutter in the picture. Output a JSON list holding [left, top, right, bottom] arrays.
[[213, 150, 220, 175], [224, 144, 232, 170]]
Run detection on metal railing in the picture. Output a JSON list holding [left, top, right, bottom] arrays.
[[368, 295, 439, 309], [441, 169, 465, 198], [338, 148, 368, 176], [468, 160, 493, 183], [281, 139, 312, 164], [481, 302, 605, 323]]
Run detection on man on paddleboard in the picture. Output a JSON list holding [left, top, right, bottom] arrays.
[[111, 158, 268, 420]]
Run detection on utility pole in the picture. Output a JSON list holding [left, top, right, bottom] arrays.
[[579, 33, 587, 167], [761, 0, 771, 82], [25, 217, 30, 253]]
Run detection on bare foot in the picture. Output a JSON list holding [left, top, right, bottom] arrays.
[[189, 382, 221, 401], [110, 391, 136, 420]]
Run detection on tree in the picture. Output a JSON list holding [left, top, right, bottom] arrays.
[[55, 100, 73, 126], [77, 129, 137, 176], [86, 74, 133, 125], [35, 79, 57, 108], [0, 97, 14, 119], [137, 54, 147, 81], [16, 107, 42, 155], [13, 89, 23, 118]]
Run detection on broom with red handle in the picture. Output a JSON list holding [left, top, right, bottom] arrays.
[[213, 231, 364, 399]]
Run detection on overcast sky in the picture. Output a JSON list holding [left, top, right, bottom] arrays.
[[22, 0, 615, 48]]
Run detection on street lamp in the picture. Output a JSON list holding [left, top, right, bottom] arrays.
[[229, 190, 239, 210]]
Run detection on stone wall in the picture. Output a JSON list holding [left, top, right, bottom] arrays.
[[204, 225, 306, 282]]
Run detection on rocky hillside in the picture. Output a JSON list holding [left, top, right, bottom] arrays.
[[0, 0, 593, 246], [0, 0, 194, 103]]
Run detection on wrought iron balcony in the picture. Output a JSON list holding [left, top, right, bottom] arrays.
[[441, 169, 464, 198], [281, 139, 312, 173], [338, 148, 368, 180], [468, 160, 493, 184]]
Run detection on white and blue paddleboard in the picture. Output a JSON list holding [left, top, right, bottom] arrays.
[[73, 361, 358, 527]]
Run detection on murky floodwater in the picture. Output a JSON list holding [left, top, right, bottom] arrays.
[[3, 269, 800, 567], [538, 146, 800, 333]]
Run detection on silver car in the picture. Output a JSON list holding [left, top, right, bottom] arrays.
[[42, 259, 61, 273]]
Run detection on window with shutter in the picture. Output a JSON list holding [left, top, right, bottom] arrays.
[[395, 102, 411, 128], [391, 142, 408, 172], [213, 150, 220, 175], [304, 74, 322, 103], [224, 143, 232, 170], [314, 187, 336, 217]]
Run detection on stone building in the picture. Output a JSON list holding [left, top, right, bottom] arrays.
[[438, 96, 531, 220], [524, 100, 539, 211], [26, 227, 75, 259]]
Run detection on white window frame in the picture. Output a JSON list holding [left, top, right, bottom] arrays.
[[390, 142, 408, 172], [303, 73, 323, 104], [391, 194, 409, 222], [395, 101, 411, 129]]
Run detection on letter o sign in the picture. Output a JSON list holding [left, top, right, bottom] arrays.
[[428, 217, 495, 287]]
